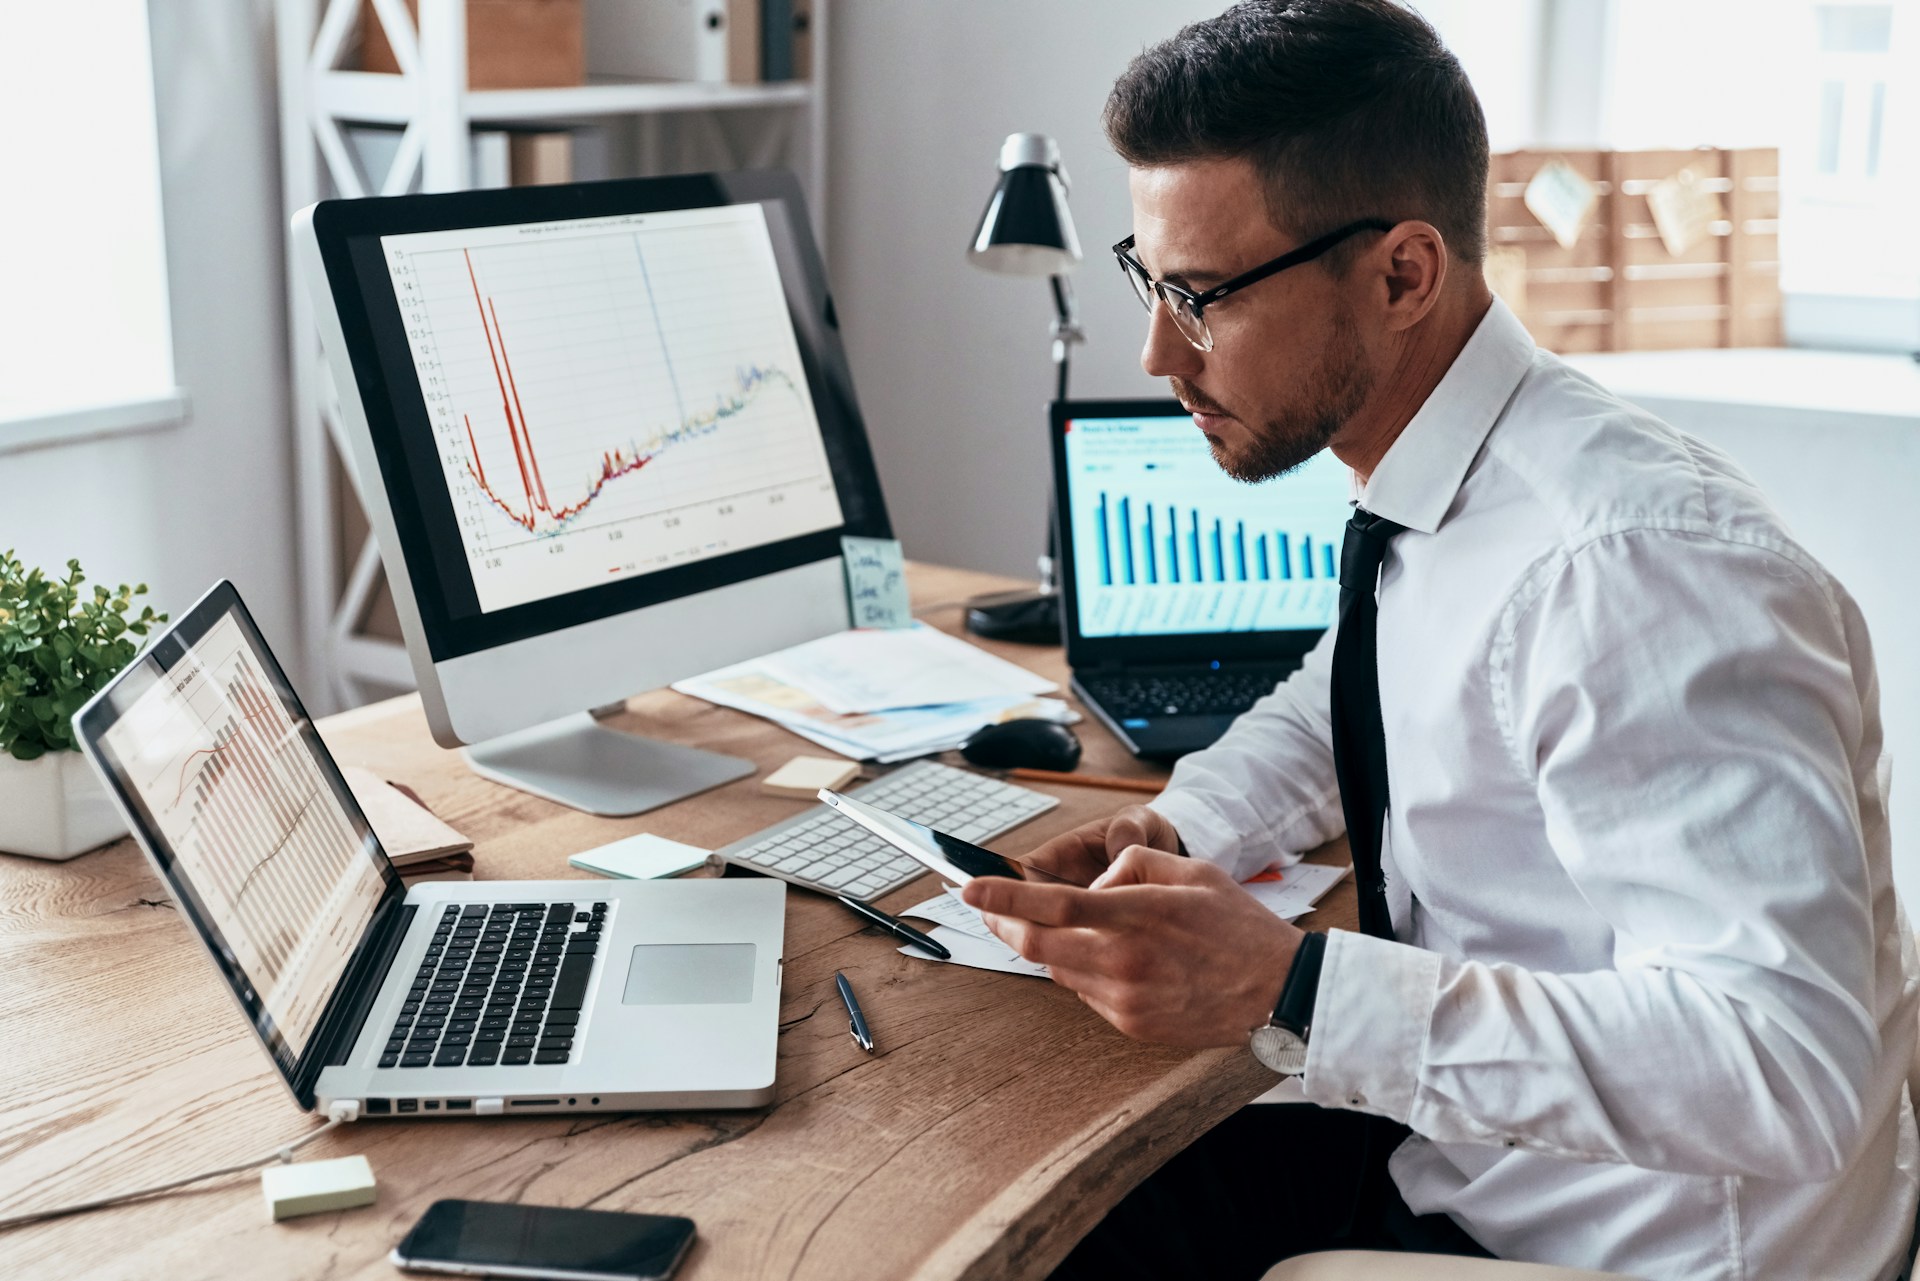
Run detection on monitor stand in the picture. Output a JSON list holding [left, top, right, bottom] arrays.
[[462, 712, 753, 817]]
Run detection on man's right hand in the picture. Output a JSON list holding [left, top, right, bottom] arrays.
[[1023, 804, 1184, 887]]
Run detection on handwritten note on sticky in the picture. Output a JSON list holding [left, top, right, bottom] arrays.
[[842, 535, 912, 629]]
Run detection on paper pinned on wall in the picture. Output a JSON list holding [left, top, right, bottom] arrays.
[[1524, 158, 1599, 251], [1645, 166, 1725, 257], [841, 535, 913, 630]]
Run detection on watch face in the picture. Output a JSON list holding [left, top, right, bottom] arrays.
[[1250, 1025, 1308, 1075]]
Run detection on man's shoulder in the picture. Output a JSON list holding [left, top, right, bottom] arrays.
[[1474, 348, 1808, 569]]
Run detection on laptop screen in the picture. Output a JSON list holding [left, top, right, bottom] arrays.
[[1059, 409, 1353, 639], [80, 586, 397, 1093]]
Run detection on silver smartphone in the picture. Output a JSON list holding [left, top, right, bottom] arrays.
[[818, 789, 1085, 886]]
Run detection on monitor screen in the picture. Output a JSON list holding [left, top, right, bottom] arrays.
[[1061, 412, 1353, 638], [377, 203, 846, 615], [89, 598, 392, 1075]]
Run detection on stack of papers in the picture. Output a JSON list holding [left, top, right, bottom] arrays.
[[673, 623, 1073, 761], [896, 862, 1350, 979]]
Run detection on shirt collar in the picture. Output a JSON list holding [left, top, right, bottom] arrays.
[[1352, 295, 1535, 534]]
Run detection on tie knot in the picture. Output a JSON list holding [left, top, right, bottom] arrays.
[[1340, 507, 1406, 593]]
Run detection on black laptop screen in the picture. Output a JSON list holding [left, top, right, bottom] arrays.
[[1058, 410, 1353, 641], [79, 586, 399, 1096]]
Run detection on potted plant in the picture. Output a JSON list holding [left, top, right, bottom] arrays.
[[0, 552, 164, 860]]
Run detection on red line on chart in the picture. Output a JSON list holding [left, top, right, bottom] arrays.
[[169, 702, 278, 808], [462, 415, 486, 488]]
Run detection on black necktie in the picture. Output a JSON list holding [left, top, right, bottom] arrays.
[[1331, 507, 1406, 939]]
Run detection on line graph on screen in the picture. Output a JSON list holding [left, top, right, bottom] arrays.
[[384, 205, 845, 613]]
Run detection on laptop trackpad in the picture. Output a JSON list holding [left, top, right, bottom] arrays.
[[622, 943, 756, 1005]]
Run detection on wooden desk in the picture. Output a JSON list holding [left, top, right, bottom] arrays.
[[0, 564, 1354, 1280]]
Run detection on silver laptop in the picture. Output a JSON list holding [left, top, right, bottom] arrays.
[[73, 581, 785, 1119]]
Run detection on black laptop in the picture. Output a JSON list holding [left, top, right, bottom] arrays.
[[1050, 398, 1352, 760]]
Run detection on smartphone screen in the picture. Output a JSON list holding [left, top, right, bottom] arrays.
[[393, 1200, 695, 1280], [818, 790, 1088, 887]]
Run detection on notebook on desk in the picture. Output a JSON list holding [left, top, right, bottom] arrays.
[[72, 581, 786, 1120], [1049, 398, 1351, 759]]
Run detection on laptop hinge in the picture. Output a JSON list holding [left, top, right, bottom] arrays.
[[317, 901, 416, 1072]]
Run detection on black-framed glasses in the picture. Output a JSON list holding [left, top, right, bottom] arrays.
[[1112, 218, 1394, 351]]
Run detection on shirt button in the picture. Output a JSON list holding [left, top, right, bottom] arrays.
[[1349, 1095, 1365, 1107], [1504, 1139, 1518, 1148]]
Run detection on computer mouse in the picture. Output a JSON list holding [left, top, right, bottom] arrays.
[[959, 719, 1084, 773]]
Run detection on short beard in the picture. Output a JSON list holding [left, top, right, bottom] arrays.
[[1175, 307, 1373, 483]]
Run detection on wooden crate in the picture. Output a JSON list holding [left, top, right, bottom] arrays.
[[1487, 148, 1782, 352], [358, 0, 584, 90]]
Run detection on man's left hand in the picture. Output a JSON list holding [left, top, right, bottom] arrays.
[[959, 846, 1304, 1047]]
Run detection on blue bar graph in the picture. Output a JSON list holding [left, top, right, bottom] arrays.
[[1088, 495, 1346, 588]]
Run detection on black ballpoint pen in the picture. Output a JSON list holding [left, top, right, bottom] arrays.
[[836, 894, 953, 960], [836, 971, 875, 1054]]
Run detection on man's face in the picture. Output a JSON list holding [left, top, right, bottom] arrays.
[[1127, 158, 1375, 482]]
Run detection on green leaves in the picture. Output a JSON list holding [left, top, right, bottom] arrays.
[[0, 549, 167, 758]]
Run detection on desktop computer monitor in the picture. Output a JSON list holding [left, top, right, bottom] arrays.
[[293, 171, 891, 815]]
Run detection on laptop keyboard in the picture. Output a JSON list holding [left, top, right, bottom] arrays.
[[1079, 667, 1290, 719], [381, 900, 602, 1070]]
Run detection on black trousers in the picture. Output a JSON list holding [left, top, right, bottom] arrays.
[[1051, 1105, 1493, 1281]]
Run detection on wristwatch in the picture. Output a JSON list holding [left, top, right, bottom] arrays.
[[1249, 932, 1327, 1076]]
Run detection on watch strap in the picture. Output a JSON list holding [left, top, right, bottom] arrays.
[[1272, 931, 1327, 1038]]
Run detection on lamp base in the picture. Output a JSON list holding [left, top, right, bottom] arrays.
[[964, 588, 1061, 645]]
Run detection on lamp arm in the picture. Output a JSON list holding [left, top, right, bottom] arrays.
[[1048, 273, 1085, 401]]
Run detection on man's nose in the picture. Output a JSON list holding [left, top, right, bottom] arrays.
[[1140, 298, 1203, 381]]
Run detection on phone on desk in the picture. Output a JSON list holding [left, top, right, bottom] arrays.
[[391, 1199, 695, 1281], [818, 789, 1089, 887]]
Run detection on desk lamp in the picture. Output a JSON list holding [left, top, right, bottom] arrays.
[[964, 132, 1084, 643]]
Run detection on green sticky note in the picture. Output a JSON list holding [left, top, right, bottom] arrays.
[[842, 536, 911, 629]]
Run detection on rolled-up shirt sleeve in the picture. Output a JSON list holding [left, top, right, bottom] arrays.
[[1300, 528, 1885, 1179], [1149, 626, 1347, 881]]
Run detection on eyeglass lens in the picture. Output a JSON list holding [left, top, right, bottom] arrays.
[[1118, 256, 1212, 350]]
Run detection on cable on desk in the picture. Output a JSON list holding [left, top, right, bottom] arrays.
[[0, 1101, 358, 1232]]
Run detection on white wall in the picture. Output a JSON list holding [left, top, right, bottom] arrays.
[[824, 0, 1549, 578], [0, 1, 297, 665]]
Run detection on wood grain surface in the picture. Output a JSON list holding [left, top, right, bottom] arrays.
[[0, 564, 1354, 1281]]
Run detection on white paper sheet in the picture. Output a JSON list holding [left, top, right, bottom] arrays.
[[758, 622, 1055, 714], [1240, 863, 1349, 920]]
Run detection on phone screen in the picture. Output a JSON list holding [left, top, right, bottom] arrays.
[[819, 791, 1089, 887], [395, 1200, 695, 1280]]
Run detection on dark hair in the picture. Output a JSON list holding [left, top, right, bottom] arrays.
[[1105, 0, 1489, 265]]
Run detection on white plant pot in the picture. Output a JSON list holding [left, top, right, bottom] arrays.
[[0, 750, 128, 861]]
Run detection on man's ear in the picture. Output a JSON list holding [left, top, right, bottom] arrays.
[[1374, 221, 1447, 332]]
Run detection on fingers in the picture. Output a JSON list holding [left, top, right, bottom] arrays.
[[1103, 805, 1173, 859], [1091, 843, 1221, 889], [960, 875, 1135, 929]]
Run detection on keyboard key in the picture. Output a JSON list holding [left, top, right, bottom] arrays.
[[468, 1045, 500, 1066], [549, 954, 594, 1012], [379, 1053, 399, 1069], [535, 1049, 570, 1065], [401, 1053, 433, 1068], [543, 1009, 579, 1026], [434, 1048, 467, 1067], [503, 1047, 533, 1065]]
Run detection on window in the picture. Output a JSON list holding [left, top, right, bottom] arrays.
[[0, 0, 183, 451]]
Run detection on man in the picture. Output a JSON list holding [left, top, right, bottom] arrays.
[[960, 2, 1919, 1277]]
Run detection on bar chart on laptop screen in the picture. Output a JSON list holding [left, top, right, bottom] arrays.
[[1063, 416, 1354, 637], [102, 615, 384, 1055], [380, 204, 845, 614]]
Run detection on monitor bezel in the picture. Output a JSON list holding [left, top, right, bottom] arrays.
[[304, 170, 891, 665], [1050, 398, 1333, 668], [72, 581, 409, 1112]]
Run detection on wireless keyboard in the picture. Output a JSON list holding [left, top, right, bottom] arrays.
[[713, 760, 1058, 902]]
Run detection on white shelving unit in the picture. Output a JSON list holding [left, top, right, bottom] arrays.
[[275, 0, 829, 710]]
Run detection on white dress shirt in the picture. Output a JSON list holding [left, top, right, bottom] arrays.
[[1150, 298, 1920, 1279]]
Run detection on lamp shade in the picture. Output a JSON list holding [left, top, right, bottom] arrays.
[[967, 132, 1082, 277]]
